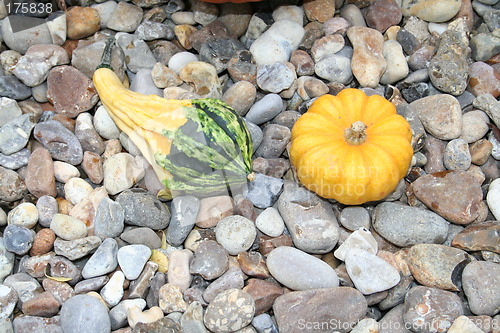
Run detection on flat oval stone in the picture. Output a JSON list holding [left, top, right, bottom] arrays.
[[33, 120, 83, 165], [7, 202, 38, 229], [204, 289, 255, 333], [273, 287, 367, 333], [255, 207, 285, 237], [345, 248, 400, 295], [50, 214, 87, 241], [3, 224, 36, 255], [60, 294, 111, 333], [462, 261, 500, 316], [373, 202, 449, 247], [407, 244, 471, 291], [266, 246, 339, 291], [412, 171, 483, 224], [25, 147, 57, 199], [401, 0, 461, 22]]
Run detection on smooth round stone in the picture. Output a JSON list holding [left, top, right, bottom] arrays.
[[117, 244, 152, 280], [93, 106, 120, 140], [94, 197, 125, 240], [345, 248, 400, 295], [334, 228, 378, 261], [101, 271, 125, 307], [444, 139, 471, 171], [314, 54, 352, 84], [462, 261, 500, 316], [116, 189, 170, 230], [82, 238, 119, 279], [204, 289, 255, 333], [459, 110, 490, 144], [249, 20, 305, 66], [120, 227, 161, 249], [401, 0, 461, 22], [36, 195, 58, 228], [60, 294, 111, 333], [407, 244, 470, 291], [373, 202, 449, 247], [221, 81, 256, 116], [63, 177, 93, 205], [107, 2, 143, 33], [266, 246, 339, 291], [74, 112, 105, 156], [403, 286, 464, 333], [256, 63, 295, 93], [215, 215, 257, 256], [487, 178, 500, 221], [7, 202, 38, 229], [255, 207, 285, 237], [168, 51, 199, 74], [189, 240, 229, 280], [245, 94, 283, 125], [3, 224, 35, 255], [339, 207, 371, 231], [50, 214, 87, 241], [273, 287, 367, 333], [53, 161, 80, 184]]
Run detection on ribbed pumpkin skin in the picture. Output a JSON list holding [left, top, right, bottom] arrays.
[[93, 67, 253, 196], [290, 88, 413, 205]]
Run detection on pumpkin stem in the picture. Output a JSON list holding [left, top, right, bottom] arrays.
[[96, 36, 115, 70], [344, 121, 367, 145]]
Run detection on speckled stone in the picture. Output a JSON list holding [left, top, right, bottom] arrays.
[[189, 240, 229, 280], [462, 261, 500, 316], [204, 289, 255, 333], [60, 294, 111, 333]]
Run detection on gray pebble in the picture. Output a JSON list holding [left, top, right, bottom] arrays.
[[251, 313, 278, 333], [33, 120, 83, 165], [82, 238, 119, 279], [36, 195, 58, 228], [255, 207, 285, 237], [93, 106, 120, 140], [0, 284, 17, 320], [203, 267, 245, 303], [190, 240, 229, 280], [116, 33, 157, 73], [167, 196, 200, 247], [245, 94, 284, 125], [1, 16, 52, 54], [3, 272, 43, 306], [0, 97, 22, 126], [74, 113, 105, 156], [120, 227, 162, 249], [136, 21, 174, 41], [74, 276, 109, 295], [54, 236, 102, 261], [0, 75, 32, 100], [254, 124, 291, 159], [373, 202, 449, 247], [109, 299, 147, 330], [314, 54, 352, 84], [215, 215, 257, 255], [339, 206, 371, 231], [129, 68, 163, 97], [200, 38, 247, 74], [470, 32, 500, 62], [180, 301, 207, 333], [244, 173, 283, 209], [0, 114, 36, 155], [107, 2, 143, 33], [256, 63, 295, 93], [94, 197, 125, 239], [3, 224, 35, 255], [0, 238, 15, 282], [244, 120, 263, 151], [444, 138, 472, 171], [0, 148, 30, 170], [60, 295, 111, 333], [117, 244, 152, 280], [462, 261, 500, 316], [266, 246, 339, 291], [116, 189, 171, 230]]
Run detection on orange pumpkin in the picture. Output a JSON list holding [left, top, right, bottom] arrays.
[[290, 88, 413, 205]]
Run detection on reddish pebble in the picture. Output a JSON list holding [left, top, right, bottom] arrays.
[[243, 278, 284, 315], [30, 228, 56, 256], [81, 151, 104, 184], [25, 147, 57, 198], [364, 0, 402, 33], [21, 291, 60, 317], [467, 61, 500, 98]]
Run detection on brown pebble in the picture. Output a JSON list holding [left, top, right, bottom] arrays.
[[66, 6, 100, 40], [81, 151, 104, 184], [304, 0, 336, 23], [290, 50, 315, 76], [195, 196, 234, 228], [42, 278, 75, 304], [102, 139, 122, 161], [234, 197, 257, 221], [243, 278, 284, 315], [237, 252, 270, 279], [470, 139, 493, 166], [51, 114, 76, 132], [451, 221, 500, 253], [174, 25, 198, 50], [21, 291, 60, 317], [259, 234, 294, 256], [56, 197, 74, 215], [227, 50, 257, 84], [25, 147, 57, 198], [30, 228, 56, 256], [364, 0, 402, 33]]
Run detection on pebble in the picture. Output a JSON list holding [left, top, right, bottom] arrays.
[[151, 62, 182, 89], [189, 240, 229, 280], [0, 114, 36, 155], [443, 139, 472, 171], [256, 63, 296, 93], [470, 32, 500, 62], [311, 34, 344, 62], [116, 189, 170, 229], [50, 213, 87, 241], [347, 26, 387, 88], [60, 294, 111, 333], [448, 316, 484, 333], [249, 20, 305, 66], [244, 173, 284, 209], [66, 6, 100, 39], [221, 81, 256, 116], [0, 239, 15, 282], [215, 215, 257, 255], [34, 120, 83, 165], [80, 238, 117, 279], [338, 206, 371, 231], [64, 177, 93, 206], [402, 286, 464, 333], [245, 94, 283, 125], [75, 112, 105, 155], [303, 0, 335, 23], [93, 198, 124, 239], [117, 244, 151, 280], [0, 166, 28, 202], [468, 62, 500, 98], [93, 106, 120, 140], [74, 276, 109, 295], [180, 301, 207, 333], [461, 261, 500, 316], [255, 207, 285, 237], [109, 299, 146, 330], [21, 291, 60, 317], [401, 0, 461, 22], [167, 249, 193, 291], [103, 154, 145, 195], [195, 196, 234, 228], [53, 161, 80, 184], [334, 228, 378, 261], [30, 228, 56, 256], [251, 313, 278, 333], [459, 110, 490, 143], [127, 305, 163, 329], [158, 283, 188, 314], [101, 270, 125, 307], [107, 2, 143, 32], [82, 152, 104, 184], [46, 66, 98, 118], [3, 224, 36, 255], [373, 202, 449, 247], [34, 196, 57, 228], [412, 171, 483, 224], [204, 289, 255, 333], [255, 124, 291, 159], [115, 34, 157, 73], [273, 287, 367, 333], [54, 236, 101, 260], [203, 267, 245, 303], [411, 94, 462, 140], [166, 196, 200, 247], [345, 248, 401, 295], [407, 244, 470, 291], [429, 19, 469, 95], [12, 316, 61, 332], [120, 227, 161, 249], [168, 51, 199, 74], [1, 16, 53, 54], [380, 40, 409, 84], [237, 251, 269, 279], [277, 181, 339, 253], [136, 21, 174, 41], [7, 202, 38, 229], [0, 75, 32, 100], [0, 284, 17, 320], [365, 0, 402, 32], [243, 278, 283, 316], [0, 148, 29, 170], [199, 38, 246, 74], [267, 246, 339, 291]]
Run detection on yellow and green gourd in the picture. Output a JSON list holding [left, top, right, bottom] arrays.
[[92, 38, 253, 198]]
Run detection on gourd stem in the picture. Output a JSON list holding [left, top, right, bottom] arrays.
[[344, 121, 367, 145], [96, 36, 115, 70]]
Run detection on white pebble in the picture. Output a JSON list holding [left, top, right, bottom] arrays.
[[486, 178, 500, 221], [64, 177, 94, 206], [255, 207, 285, 237], [7, 202, 38, 229], [168, 52, 199, 74], [53, 161, 80, 183], [100, 271, 125, 307]]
